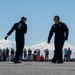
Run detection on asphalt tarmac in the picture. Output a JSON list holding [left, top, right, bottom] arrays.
[[0, 62, 75, 75]]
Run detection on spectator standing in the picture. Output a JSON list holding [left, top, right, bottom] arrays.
[[11, 48, 15, 61], [2, 49, 7, 62], [33, 50, 38, 61], [6, 48, 9, 61], [64, 48, 68, 61], [39, 55, 44, 62], [24, 48, 27, 60], [44, 49, 49, 61], [28, 49, 32, 61], [67, 48, 72, 61], [0, 49, 2, 61], [37, 49, 40, 61]]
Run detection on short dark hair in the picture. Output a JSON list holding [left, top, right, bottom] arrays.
[[21, 17, 27, 21], [54, 16, 60, 21]]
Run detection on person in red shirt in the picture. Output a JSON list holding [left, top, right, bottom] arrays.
[[40, 55, 44, 61]]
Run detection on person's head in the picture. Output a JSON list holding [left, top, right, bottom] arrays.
[[68, 48, 70, 50], [28, 48, 30, 51], [54, 15, 60, 24], [24, 48, 26, 51], [21, 17, 27, 23], [6, 48, 8, 50], [64, 48, 67, 50], [11, 48, 13, 51], [46, 49, 48, 51], [41, 55, 43, 57]]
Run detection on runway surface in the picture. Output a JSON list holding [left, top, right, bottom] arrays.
[[0, 62, 75, 75]]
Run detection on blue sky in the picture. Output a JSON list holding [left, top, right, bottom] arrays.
[[0, 0, 75, 46]]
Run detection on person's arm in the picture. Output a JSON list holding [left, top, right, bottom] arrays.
[[63, 23, 69, 41], [24, 23, 27, 34], [71, 50, 72, 54], [5, 24, 16, 40], [47, 26, 54, 44]]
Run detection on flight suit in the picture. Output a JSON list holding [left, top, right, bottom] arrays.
[[7, 21, 27, 61], [48, 22, 69, 63]]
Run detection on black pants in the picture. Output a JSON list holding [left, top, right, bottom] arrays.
[[52, 39, 65, 63], [33, 55, 37, 61], [15, 40, 24, 61]]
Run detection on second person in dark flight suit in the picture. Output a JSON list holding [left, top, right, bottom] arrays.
[[47, 16, 69, 63]]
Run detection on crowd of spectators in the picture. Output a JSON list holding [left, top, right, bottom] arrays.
[[0, 47, 72, 62]]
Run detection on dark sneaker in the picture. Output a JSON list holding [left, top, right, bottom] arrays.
[[50, 59, 56, 63], [57, 61, 64, 64], [14, 60, 21, 64]]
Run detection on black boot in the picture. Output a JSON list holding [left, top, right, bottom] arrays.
[[14, 58, 21, 64]]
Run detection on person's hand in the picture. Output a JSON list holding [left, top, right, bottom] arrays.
[[5, 36, 8, 40], [64, 37, 68, 41], [47, 41, 51, 44]]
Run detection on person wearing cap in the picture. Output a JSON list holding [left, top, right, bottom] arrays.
[[47, 16, 69, 63], [5, 17, 27, 63]]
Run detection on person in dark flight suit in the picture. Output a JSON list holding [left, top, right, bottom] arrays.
[[5, 17, 27, 63], [47, 16, 69, 63]]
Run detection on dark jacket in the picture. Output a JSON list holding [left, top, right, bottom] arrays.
[[48, 22, 69, 42], [7, 21, 27, 41]]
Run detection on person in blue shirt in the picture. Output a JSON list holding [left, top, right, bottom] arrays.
[[64, 48, 68, 61]]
